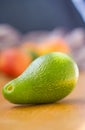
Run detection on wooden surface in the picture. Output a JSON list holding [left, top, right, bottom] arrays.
[[0, 72, 85, 130]]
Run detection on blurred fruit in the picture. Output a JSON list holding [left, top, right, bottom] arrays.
[[20, 42, 39, 60], [65, 28, 85, 70], [0, 48, 32, 77], [65, 28, 85, 49], [22, 31, 49, 43], [37, 38, 70, 55], [0, 24, 22, 50]]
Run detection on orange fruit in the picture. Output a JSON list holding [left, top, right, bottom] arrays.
[[37, 38, 70, 55], [20, 42, 39, 60], [0, 48, 32, 77]]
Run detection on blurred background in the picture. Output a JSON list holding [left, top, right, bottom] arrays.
[[0, 0, 85, 78]]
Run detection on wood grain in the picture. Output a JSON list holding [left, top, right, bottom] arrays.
[[0, 72, 85, 130]]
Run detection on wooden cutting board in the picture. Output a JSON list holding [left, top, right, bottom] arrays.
[[0, 72, 85, 130]]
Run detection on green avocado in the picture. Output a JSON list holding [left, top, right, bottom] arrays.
[[2, 52, 79, 104]]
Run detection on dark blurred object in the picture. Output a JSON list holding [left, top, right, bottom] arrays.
[[0, 0, 85, 33], [0, 24, 22, 50]]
